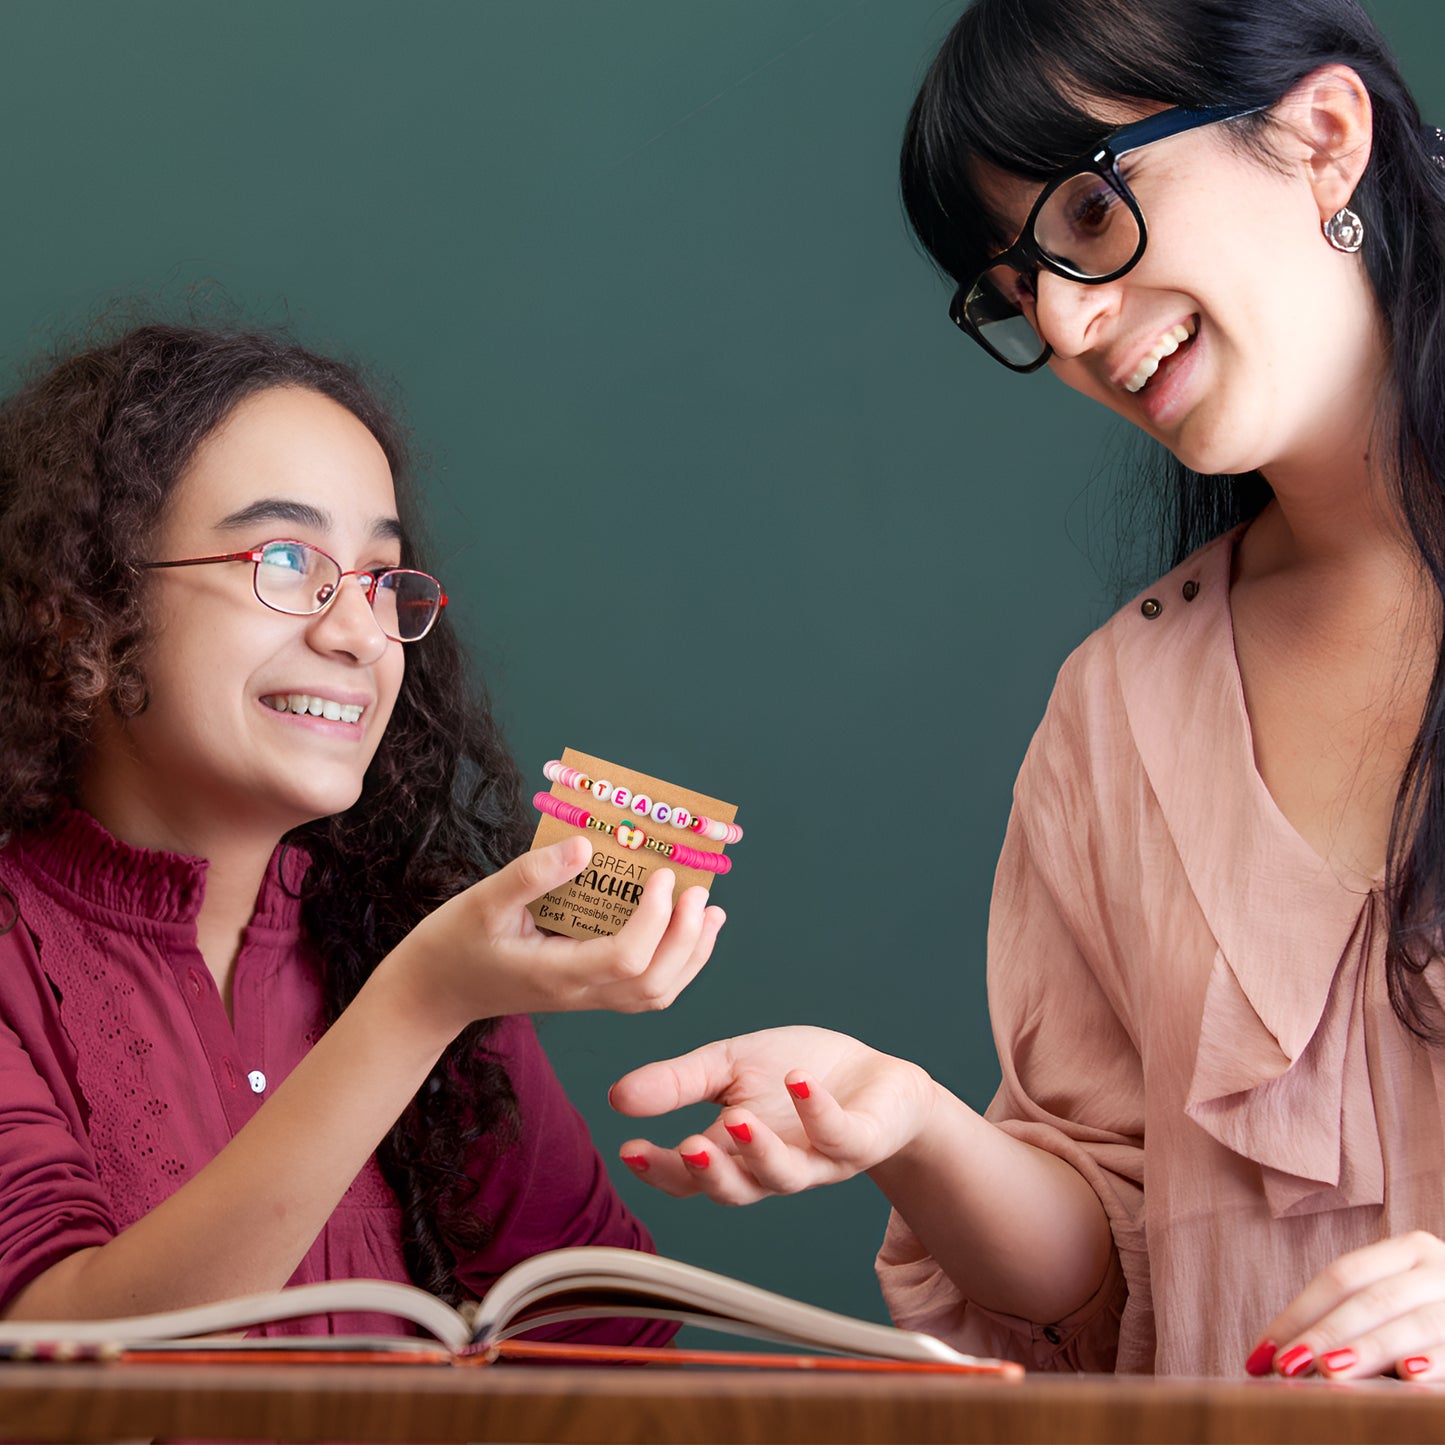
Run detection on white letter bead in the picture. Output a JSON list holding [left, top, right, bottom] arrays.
[[591, 778, 612, 801], [610, 786, 631, 811], [630, 793, 653, 817], [650, 801, 671, 824], [670, 807, 691, 830]]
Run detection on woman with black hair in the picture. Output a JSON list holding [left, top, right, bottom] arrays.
[[0, 323, 722, 1338], [612, 0, 1445, 1380]]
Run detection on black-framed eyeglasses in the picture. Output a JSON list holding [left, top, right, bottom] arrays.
[[950, 102, 1264, 372], [142, 538, 449, 642]]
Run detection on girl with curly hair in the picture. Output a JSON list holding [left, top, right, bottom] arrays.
[[0, 322, 722, 1334], [612, 0, 1445, 1383]]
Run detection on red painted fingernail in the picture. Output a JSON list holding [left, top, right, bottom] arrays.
[[1276, 1344, 1313, 1377], [1321, 1348, 1357, 1373], [1403, 1355, 1431, 1377], [621, 1154, 648, 1172], [1245, 1340, 1277, 1376], [786, 1080, 811, 1100], [681, 1150, 710, 1168], [725, 1122, 753, 1144]]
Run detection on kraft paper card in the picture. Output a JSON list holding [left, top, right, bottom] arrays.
[[526, 746, 738, 941]]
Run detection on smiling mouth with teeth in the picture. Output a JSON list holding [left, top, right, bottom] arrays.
[[1124, 321, 1197, 394], [261, 694, 365, 725]]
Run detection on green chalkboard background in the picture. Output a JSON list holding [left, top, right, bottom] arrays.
[[0, 2, 1438, 1327]]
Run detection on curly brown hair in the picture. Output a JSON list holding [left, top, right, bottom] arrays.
[[0, 322, 533, 1302]]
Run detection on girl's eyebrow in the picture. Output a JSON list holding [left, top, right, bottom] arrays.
[[215, 497, 404, 543]]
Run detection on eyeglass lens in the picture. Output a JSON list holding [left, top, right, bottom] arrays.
[[967, 169, 1142, 365], [255, 541, 441, 641], [967, 268, 1048, 366]]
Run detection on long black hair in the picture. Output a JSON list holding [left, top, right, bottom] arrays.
[[901, 0, 1445, 1035], [0, 322, 532, 1298]]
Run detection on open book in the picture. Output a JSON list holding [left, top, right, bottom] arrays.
[[0, 1245, 1020, 1375]]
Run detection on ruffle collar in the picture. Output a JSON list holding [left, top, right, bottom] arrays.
[[7, 803, 309, 932], [1111, 528, 1390, 1216]]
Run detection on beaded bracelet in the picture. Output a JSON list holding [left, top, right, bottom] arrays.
[[543, 761, 743, 843], [534, 792, 732, 875]]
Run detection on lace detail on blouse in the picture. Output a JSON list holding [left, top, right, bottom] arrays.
[[16, 885, 193, 1218]]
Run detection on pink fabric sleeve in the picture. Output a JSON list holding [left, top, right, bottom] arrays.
[[877, 654, 1148, 1371]]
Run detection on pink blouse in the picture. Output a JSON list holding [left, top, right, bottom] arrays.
[[0, 805, 669, 1343], [877, 528, 1445, 1374]]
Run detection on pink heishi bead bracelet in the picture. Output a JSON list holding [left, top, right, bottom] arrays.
[[533, 792, 732, 874], [543, 761, 743, 843]]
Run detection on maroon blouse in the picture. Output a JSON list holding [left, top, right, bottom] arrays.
[[0, 805, 671, 1343]]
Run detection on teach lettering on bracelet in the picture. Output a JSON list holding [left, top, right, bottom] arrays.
[[524, 746, 740, 942]]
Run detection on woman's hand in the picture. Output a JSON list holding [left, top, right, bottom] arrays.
[[607, 1026, 939, 1203], [613, 1027, 1116, 1326], [380, 836, 725, 1040], [1246, 1232, 1445, 1381]]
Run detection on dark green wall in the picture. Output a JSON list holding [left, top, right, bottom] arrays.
[[1, 2, 1438, 1327]]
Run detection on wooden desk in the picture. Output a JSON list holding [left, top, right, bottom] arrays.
[[1, 1364, 1444, 1444]]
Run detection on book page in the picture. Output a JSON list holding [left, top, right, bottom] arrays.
[[472, 1246, 976, 1366], [0, 1279, 472, 1355]]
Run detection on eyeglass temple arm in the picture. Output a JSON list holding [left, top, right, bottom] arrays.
[[1106, 102, 1267, 160], [141, 550, 264, 570]]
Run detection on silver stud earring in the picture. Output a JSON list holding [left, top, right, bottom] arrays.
[[1322, 206, 1365, 253]]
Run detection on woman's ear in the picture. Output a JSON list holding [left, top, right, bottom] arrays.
[[1272, 64, 1374, 223]]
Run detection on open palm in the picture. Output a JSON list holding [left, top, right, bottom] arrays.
[[609, 1026, 937, 1204]]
